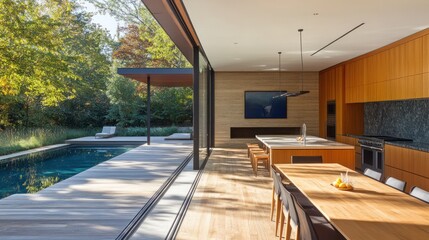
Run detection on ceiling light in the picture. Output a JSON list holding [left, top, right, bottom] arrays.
[[281, 29, 310, 97]]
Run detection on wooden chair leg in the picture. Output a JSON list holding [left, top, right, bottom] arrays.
[[270, 188, 275, 221], [279, 208, 285, 240], [275, 195, 281, 236], [286, 214, 292, 240]]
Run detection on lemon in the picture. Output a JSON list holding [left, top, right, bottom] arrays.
[[339, 183, 347, 188]]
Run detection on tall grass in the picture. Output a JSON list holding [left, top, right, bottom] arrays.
[[0, 126, 192, 156], [0, 127, 97, 156]]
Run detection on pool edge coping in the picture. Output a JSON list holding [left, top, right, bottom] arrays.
[[0, 143, 70, 163]]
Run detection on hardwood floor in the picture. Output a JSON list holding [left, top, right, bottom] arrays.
[[177, 148, 280, 240]]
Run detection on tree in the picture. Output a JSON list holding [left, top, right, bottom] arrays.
[[0, 0, 113, 127], [88, 0, 191, 68], [88, 0, 193, 128]]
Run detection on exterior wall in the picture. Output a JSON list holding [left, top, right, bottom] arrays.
[[215, 71, 319, 147]]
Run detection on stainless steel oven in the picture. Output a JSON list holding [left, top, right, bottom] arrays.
[[358, 135, 412, 174], [361, 144, 384, 173]]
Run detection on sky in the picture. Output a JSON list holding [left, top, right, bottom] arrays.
[[80, 1, 120, 37]]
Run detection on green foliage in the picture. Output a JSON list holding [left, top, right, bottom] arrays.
[[151, 88, 193, 126], [0, 127, 97, 156], [0, 0, 193, 135], [106, 72, 146, 127], [0, 0, 112, 128]]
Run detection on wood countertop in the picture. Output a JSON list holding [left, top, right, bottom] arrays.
[[275, 163, 429, 240], [256, 135, 354, 150]]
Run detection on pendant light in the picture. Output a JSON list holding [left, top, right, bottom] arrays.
[[272, 52, 285, 99], [283, 28, 310, 97]]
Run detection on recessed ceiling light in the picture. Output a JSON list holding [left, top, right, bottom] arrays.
[[233, 42, 238, 45]]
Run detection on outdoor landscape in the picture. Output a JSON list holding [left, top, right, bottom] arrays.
[[0, 0, 193, 156]]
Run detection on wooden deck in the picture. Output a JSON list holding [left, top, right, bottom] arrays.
[[176, 148, 278, 240], [0, 138, 192, 239]]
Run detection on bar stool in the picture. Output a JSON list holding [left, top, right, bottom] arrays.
[[249, 147, 265, 167], [252, 151, 269, 176], [246, 143, 260, 157]]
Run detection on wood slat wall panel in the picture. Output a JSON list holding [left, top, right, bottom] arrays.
[[215, 72, 319, 147]]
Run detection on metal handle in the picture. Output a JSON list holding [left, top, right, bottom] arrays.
[[361, 145, 383, 151]]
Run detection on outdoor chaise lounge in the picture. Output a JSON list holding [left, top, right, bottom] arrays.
[[95, 126, 116, 138]]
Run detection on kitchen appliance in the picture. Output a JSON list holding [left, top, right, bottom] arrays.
[[358, 135, 412, 174], [326, 101, 336, 140]]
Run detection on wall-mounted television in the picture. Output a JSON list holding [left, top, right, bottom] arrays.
[[244, 91, 287, 119]]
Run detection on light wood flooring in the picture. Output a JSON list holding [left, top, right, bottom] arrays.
[[177, 148, 279, 240]]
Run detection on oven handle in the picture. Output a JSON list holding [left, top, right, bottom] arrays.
[[360, 145, 383, 151]]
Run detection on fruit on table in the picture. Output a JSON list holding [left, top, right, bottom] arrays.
[[332, 177, 342, 187]]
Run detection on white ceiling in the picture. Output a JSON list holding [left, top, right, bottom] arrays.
[[182, 0, 429, 71]]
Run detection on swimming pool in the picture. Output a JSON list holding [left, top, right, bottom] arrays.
[[0, 145, 136, 199]]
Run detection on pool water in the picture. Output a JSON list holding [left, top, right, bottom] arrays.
[[0, 145, 136, 199]]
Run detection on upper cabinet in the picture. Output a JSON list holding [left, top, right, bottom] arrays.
[[343, 29, 429, 103], [320, 65, 364, 138]]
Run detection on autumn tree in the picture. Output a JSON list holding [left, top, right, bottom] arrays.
[[90, 0, 193, 127]]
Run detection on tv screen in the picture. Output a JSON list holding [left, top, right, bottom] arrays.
[[244, 91, 287, 119]]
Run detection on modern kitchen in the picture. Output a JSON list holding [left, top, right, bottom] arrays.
[[320, 29, 429, 192]]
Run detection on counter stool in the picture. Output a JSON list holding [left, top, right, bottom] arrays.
[[252, 152, 269, 176], [246, 143, 260, 157]]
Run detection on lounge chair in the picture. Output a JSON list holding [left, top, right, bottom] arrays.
[[95, 126, 116, 138]]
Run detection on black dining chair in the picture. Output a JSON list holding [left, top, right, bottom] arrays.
[[410, 186, 429, 203], [291, 156, 323, 164], [278, 183, 299, 240], [363, 168, 382, 181], [271, 167, 283, 235], [385, 176, 406, 192], [294, 195, 346, 240]]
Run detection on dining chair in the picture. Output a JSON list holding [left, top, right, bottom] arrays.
[[294, 196, 346, 240], [410, 186, 429, 203], [363, 168, 382, 181], [271, 167, 283, 236], [385, 177, 406, 192], [291, 155, 323, 164], [278, 183, 299, 240]]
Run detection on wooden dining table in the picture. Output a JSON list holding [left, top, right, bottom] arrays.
[[275, 163, 429, 240]]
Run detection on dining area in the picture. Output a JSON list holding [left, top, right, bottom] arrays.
[[270, 162, 429, 240]]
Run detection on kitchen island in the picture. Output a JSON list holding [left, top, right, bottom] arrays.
[[256, 135, 355, 170]]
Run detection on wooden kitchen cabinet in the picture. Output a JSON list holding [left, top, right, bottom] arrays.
[[341, 28, 429, 103], [336, 135, 362, 171], [320, 66, 364, 138], [385, 144, 429, 192]]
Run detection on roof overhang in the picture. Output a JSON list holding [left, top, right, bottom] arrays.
[[117, 68, 193, 87], [142, 0, 198, 64]]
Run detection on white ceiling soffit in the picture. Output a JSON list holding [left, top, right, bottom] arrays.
[[182, 0, 429, 71]]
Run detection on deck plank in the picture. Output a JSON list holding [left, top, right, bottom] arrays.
[[0, 138, 192, 239]]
